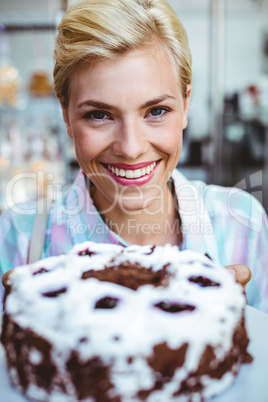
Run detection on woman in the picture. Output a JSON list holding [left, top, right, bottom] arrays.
[[1, 0, 267, 311]]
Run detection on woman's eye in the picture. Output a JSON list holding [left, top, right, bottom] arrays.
[[148, 107, 170, 118], [84, 111, 109, 120]]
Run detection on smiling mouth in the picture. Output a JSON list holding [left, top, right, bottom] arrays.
[[105, 161, 157, 179]]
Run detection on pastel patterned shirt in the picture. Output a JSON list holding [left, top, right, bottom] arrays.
[[0, 169, 267, 312]]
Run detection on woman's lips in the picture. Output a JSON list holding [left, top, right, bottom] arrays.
[[102, 160, 160, 186]]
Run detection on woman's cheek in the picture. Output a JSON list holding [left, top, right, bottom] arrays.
[[74, 133, 96, 159], [72, 136, 93, 169], [156, 131, 183, 155]]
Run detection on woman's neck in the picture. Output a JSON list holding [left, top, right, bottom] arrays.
[[105, 200, 181, 246], [89, 179, 182, 247]]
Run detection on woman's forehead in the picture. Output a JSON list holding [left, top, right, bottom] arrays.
[[68, 47, 181, 105]]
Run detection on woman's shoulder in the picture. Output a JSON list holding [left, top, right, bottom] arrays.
[[194, 180, 265, 228], [0, 199, 37, 235], [0, 201, 38, 274], [173, 168, 267, 230]]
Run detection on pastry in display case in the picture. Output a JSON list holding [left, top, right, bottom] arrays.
[[29, 70, 52, 97], [0, 26, 21, 108], [0, 65, 21, 107]]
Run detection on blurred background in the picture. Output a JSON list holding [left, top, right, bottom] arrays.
[[0, 0, 267, 212]]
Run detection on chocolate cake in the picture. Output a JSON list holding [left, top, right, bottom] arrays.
[[1, 242, 251, 401]]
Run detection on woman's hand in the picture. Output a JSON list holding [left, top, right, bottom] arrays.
[[225, 264, 252, 301], [2, 269, 14, 310], [2, 269, 14, 290]]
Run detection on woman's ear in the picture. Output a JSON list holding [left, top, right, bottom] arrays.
[[60, 101, 73, 138], [182, 84, 192, 130]]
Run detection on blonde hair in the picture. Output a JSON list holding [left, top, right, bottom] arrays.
[[54, 0, 192, 107]]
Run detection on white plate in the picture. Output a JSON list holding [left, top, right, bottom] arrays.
[[0, 305, 268, 402]]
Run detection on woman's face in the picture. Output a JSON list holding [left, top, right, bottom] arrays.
[[62, 47, 191, 215]]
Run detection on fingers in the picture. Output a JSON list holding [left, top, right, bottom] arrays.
[[225, 264, 252, 287], [2, 270, 14, 311], [225, 264, 252, 303], [2, 269, 14, 290]]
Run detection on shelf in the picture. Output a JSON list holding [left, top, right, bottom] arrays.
[[2, 23, 56, 33]]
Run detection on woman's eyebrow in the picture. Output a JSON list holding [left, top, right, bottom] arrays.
[[77, 94, 176, 110], [140, 94, 176, 109], [77, 100, 114, 110]]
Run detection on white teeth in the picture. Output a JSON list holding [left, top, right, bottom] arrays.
[[133, 169, 141, 178], [107, 162, 156, 179], [126, 170, 134, 179]]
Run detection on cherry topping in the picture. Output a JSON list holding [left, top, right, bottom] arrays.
[[154, 301, 195, 313], [95, 296, 119, 309], [33, 267, 48, 275], [189, 276, 220, 287], [79, 337, 89, 343], [153, 275, 162, 285], [42, 287, 67, 298], [78, 248, 95, 257]]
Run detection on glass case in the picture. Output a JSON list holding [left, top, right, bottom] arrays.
[[1, 0, 267, 212]]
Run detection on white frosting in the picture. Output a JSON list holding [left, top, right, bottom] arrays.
[[4, 242, 246, 401]]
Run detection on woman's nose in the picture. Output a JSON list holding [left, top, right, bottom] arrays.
[[111, 119, 149, 160]]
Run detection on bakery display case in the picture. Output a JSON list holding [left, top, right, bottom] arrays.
[[0, 15, 75, 212], [0, 97, 66, 211], [1, 0, 268, 212]]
